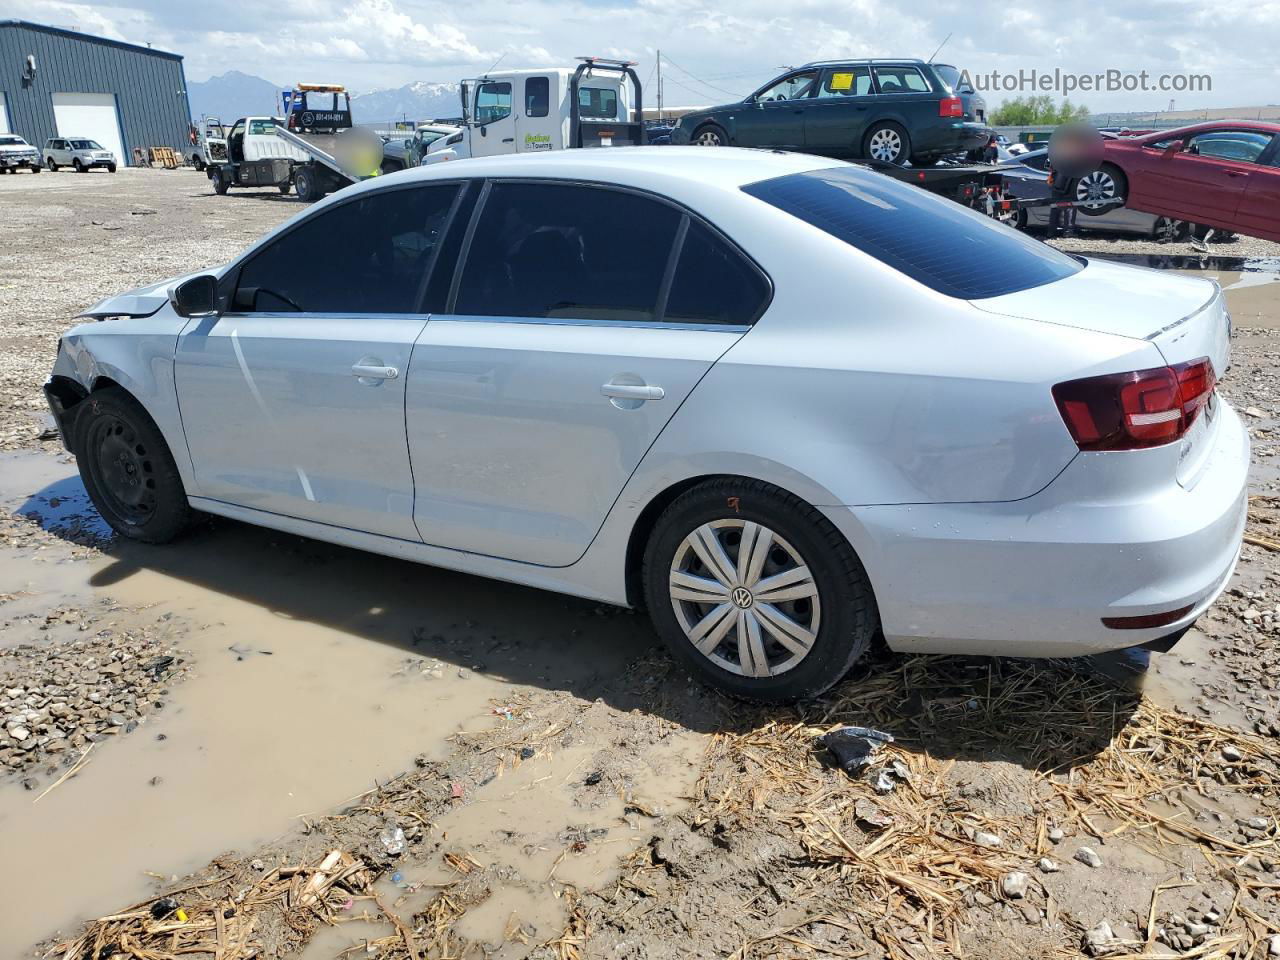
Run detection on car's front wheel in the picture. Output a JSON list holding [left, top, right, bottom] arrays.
[[864, 122, 910, 165], [29, 162, 40, 173], [692, 124, 727, 147], [192, 155, 206, 171], [74, 388, 191, 543], [1076, 163, 1127, 216], [45, 157, 56, 171], [642, 479, 878, 702]]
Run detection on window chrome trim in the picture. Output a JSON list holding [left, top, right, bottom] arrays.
[[426, 314, 750, 334]]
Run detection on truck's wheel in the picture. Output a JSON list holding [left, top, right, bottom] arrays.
[[193, 155, 206, 171], [864, 122, 910, 165], [278, 182, 291, 195], [30, 163, 40, 173], [107, 164, 117, 173], [294, 167, 321, 203], [210, 169, 229, 195]]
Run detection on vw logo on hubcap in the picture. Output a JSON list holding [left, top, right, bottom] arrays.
[[731, 586, 754, 609]]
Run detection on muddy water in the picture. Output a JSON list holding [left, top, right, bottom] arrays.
[[0, 451, 661, 950]]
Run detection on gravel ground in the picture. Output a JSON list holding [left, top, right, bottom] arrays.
[[3, 169, 1280, 959]]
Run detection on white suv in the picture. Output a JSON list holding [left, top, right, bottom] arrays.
[[43, 137, 117, 173], [0, 134, 41, 173]]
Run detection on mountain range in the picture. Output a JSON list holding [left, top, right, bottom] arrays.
[[187, 72, 463, 125]]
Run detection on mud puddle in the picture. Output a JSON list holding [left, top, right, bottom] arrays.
[[1091, 252, 1280, 274], [0, 451, 658, 949]]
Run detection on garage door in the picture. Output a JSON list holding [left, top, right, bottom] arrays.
[[52, 92, 125, 165], [0, 93, 9, 134]]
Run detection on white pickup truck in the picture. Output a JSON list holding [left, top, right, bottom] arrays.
[[426, 58, 645, 164]]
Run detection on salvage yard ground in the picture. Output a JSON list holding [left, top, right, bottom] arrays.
[[2, 168, 1280, 959]]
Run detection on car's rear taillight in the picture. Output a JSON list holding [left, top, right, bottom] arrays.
[[1052, 357, 1216, 451], [939, 97, 964, 118]]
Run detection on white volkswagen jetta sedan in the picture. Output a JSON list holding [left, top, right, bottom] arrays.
[[45, 147, 1246, 701]]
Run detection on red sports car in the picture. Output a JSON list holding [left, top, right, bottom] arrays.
[[1075, 120, 1280, 243]]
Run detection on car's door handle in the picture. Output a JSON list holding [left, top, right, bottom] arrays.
[[502, 137, 514, 143], [601, 382, 665, 401], [352, 363, 398, 380], [1223, 169, 1247, 178]]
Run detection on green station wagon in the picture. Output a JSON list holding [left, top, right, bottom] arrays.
[[670, 59, 991, 166]]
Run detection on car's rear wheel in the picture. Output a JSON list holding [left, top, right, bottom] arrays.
[[692, 124, 727, 147], [73, 158, 85, 173], [642, 478, 878, 702], [864, 122, 910, 165], [1076, 163, 1127, 216], [74, 388, 191, 544], [294, 167, 322, 202]]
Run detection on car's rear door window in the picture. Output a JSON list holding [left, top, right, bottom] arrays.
[[454, 182, 680, 322], [665, 221, 770, 325], [743, 166, 1082, 299], [816, 67, 873, 98], [525, 77, 550, 117], [872, 66, 931, 94], [233, 184, 460, 313]]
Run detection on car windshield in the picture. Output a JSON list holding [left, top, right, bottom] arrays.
[[71, 140, 103, 150], [743, 165, 1083, 299], [0, 136, 25, 146]]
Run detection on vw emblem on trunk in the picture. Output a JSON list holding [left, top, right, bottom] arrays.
[[731, 586, 754, 609]]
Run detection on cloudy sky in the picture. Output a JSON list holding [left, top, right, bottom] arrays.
[[9, 0, 1279, 113]]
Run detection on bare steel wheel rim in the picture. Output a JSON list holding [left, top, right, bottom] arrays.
[[669, 519, 821, 678], [88, 414, 158, 525], [868, 128, 902, 162], [694, 129, 723, 146], [1077, 170, 1117, 208]]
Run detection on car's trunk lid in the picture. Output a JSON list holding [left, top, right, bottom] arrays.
[[972, 257, 1230, 373], [973, 257, 1232, 488]]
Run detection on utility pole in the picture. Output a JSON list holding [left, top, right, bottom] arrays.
[[657, 49, 663, 120]]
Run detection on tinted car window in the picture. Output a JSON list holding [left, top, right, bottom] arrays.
[[455, 183, 680, 322], [665, 221, 769, 326], [817, 67, 872, 98], [873, 66, 930, 93], [525, 77, 550, 117], [743, 166, 1082, 300], [475, 82, 512, 124], [755, 71, 818, 102], [235, 184, 459, 313]]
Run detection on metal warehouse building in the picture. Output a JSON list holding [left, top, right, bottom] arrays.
[[0, 20, 191, 166]]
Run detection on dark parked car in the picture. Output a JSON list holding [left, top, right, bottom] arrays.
[[669, 59, 991, 166], [1076, 121, 1280, 243]]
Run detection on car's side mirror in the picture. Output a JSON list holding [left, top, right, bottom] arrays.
[[172, 275, 219, 318], [1162, 139, 1185, 157]]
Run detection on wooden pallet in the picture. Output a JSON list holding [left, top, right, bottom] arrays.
[[149, 147, 179, 169]]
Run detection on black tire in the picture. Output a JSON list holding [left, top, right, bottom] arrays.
[[691, 123, 728, 147], [210, 169, 229, 195], [73, 158, 85, 173], [107, 164, 116, 173], [863, 121, 910, 165], [910, 153, 942, 167], [30, 163, 40, 173], [1075, 162, 1127, 217], [278, 182, 291, 195], [45, 157, 56, 171], [294, 166, 321, 203], [193, 155, 206, 171], [642, 478, 879, 703], [380, 160, 404, 175], [73, 388, 190, 544]]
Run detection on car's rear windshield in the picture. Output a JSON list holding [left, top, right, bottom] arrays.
[[934, 64, 965, 92], [742, 166, 1083, 300]]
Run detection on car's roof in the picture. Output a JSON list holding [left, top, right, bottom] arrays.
[[803, 58, 928, 68], [374, 147, 843, 193], [1132, 120, 1280, 141]]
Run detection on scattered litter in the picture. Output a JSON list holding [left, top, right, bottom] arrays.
[[378, 824, 406, 856], [149, 897, 179, 920], [869, 769, 895, 794], [818, 725, 894, 773], [853, 798, 894, 829], [583, 770, 603, 786], [450, 781, 464, 800]]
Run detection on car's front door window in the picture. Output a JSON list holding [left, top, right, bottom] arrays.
[[1185, 130, 1274, 163], [754, 71, 818, 103], [474, 82, 513, 124], [233, 184, 460, 314], [454, 182, 681, 322]]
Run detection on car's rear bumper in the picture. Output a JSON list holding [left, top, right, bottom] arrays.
[[823, 400, 1249, 658], [912, 121, 992, 155]]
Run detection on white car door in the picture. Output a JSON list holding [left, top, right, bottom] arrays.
[[175, 182, 462, 539], [406, 180, 771, 566], [470, 79, 517, 157]]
